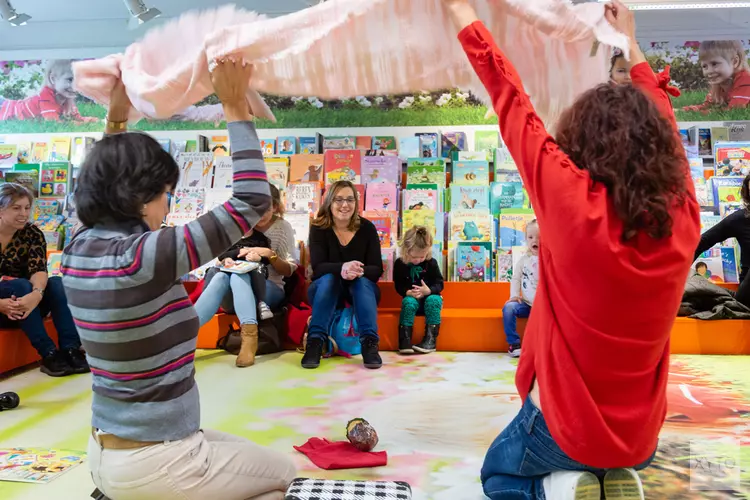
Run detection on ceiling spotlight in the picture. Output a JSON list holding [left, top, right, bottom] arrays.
[[0, 1, 31, 26], [124, 0, 162, 30]]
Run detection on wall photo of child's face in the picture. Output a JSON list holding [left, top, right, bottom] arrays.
[[701, 56, 737, 86], [526, 224, 540, 256], [52, 68, 77, 100]]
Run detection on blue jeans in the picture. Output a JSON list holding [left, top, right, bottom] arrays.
[[194, 272, 258, 326], [307, 274, 380, 340], [503, 301, 531, 345], [264, 279, 286, 311], [0, 276, 80, 357], [482, 396, 655, 499]]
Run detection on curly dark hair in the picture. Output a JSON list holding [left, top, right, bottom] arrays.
[[741, 174, 750, 214], [555, 84, 689, 241], [75, 133, 180, 227]]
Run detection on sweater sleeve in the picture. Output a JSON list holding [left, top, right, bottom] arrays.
[[694, 212, 737, 260], [362, 220, 384, 283], [510, 257, 524, 299], [630, 62, 677, 129], [134, 121, 271, 284], [428, 258, 444, 296], [309, 225, 343, 280], [393, 259, 409, 297], [456, 22, 590, 248]]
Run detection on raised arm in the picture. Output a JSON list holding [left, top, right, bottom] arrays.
[[693, 212, 738, 261]]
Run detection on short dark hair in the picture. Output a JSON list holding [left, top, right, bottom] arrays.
[[695, 262, 708, 270], [75, 133, 180, 227]]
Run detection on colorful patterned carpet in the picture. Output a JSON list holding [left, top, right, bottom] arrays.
[[0, 351, 748, 499]]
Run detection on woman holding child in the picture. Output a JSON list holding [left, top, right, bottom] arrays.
[[302, 180, 383, 370], [444, 0, 700, 498], [194, 184, 298, 367]]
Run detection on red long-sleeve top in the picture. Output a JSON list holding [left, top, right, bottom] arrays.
[[0, 86, 83, 121], [457, 22, 700, 467]]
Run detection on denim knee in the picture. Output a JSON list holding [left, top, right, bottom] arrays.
[[349, 277, 380, 304], [7, 278, 33, 296], [502, 301, 520, 316], [45, 276, 66, 298]]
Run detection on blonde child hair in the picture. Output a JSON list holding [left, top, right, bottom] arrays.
[[400, 226, 433, 259], [699, 40, 750, 106]]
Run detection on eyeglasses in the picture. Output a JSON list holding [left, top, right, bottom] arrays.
[[333, 197, 356, 206]]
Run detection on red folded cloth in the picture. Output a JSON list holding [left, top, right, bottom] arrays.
[[294, 437, 388, 470]]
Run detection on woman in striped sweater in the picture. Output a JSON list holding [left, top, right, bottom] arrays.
[[61, 61, 296, 499]]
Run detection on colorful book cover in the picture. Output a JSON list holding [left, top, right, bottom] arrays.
[[406, 158, 446, 186], [0, 144, 17, 168], [353, 184, 366, 214], [33, 199, 59, 219], [369, 214, 395, 247], [372, 136, 397, 151], [714, 144, 750, 176], [449, 210, 493, 242], [363, 210, 398, 242], [499, 210, 536, 248], [496, 249, 513, 282], [720, 202, 742, 217], [453, 161, 490, 185], [494, 148, 521, 182], [31, 143, 49, 163], [299, 137, 318, 154], [356, 136, 372, 150], [277, 136, 297, 155], [47, 137, 71, 162], [178, 152, 214, 189], [265, 157, 290, 191], [490, 182, 526, 213], [209, 135, 229, 156], [441, 131, 467, 158], [711, 176, 743, 208], [694, 249, 729, 284], [5, 170, 40, 198], [70, 137, 93, 166], [415, 133, 439, 158], [404, 185, 440, 211], [47, 252, 62, 277], [0, 447, 86, 484], [286, 182, 322, 214], [185, 139, 198, 153], [403, 209, 437, 237], [40, 162, 70, 199], [361, 155, 400, 184], [172, 140, 188, 163], [157, 138, 172, 154], [167, 188, 205, 225], [322, 136, 356, 151], [365, 182, 398, 211], [455, 242, 491, 282], [364, 149, 399, 157], [456, 151, 486, 161], [381, 247, 396, 281], [285, 211, 312, 244], [474, 130, 500, 161], [260, 139, 276, 156], [710, 127, 729, 151], [211, 156, 233, 190], [16, 141, 31, 164], [450, 184, 489, 211], [689, 157, 710, 206], [399, 137, 421, 160], [289, 154, 325, 184], [324, 150, 361, 185], [698, 128, 712, 156]]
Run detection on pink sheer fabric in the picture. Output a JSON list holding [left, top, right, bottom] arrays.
[[73, 0, 628, 125]]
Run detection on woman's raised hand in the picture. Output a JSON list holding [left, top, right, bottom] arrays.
[[605, 0, 636, 41], [442, 0, 478, 31], [211, 59, 254, 122]]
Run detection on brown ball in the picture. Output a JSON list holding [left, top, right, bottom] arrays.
[[346, 418, 379, 452]]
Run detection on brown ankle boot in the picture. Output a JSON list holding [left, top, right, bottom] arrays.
[[236, 324, 259, 367]]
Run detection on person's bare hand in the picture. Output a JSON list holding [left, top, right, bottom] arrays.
[[223, 258, 236, 267], [341, 261, 364, 280], [211, 59, 253, 107], [246, 251, 262, 262], [238, 248, 252, 259], [0, 297, 20, 318], [508, 296, 523, 304], [605, 0, 636, 40]]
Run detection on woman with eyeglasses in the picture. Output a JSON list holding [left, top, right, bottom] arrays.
[[302, 180, 383, 370]]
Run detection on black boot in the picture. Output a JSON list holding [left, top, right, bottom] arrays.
[[301, 337, 325, 369], [398, 325, 414, 354], [413, 324, 439, 354], [40, 351, 74, 377], [63, 348, 91, 374], [360, 335, 382, 369]]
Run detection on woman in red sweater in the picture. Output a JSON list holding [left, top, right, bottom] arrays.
[[443, 1, 700, 499]]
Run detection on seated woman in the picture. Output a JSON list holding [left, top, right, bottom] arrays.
[[302, 180, 383, 370], [694, 173, 750, 306], [0, 183, 87, 377], [194, 184, 298, 367]]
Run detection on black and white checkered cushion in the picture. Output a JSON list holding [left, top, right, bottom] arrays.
[[285, 478, 412, 500]]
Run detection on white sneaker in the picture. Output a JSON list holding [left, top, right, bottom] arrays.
[[603, 468, 644, 500], [542, 471, 600, 500], [259, 302, 273, 320]]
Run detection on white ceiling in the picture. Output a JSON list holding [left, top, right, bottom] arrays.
[[0, 0, 748, 59]]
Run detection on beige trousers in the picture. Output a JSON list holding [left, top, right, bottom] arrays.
[[88, 429, 297, 500]]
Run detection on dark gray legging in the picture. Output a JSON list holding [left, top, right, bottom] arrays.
[[737, 267, 750, 307], [203, 266, 267, 314]]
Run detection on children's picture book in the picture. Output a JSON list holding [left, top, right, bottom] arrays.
[[209, 135, 229, 156], [178, 152, 214, 189], [31, 142, 49, 163], [406, 158, 446, 186], [172, 140, 188, 163], [696, 246, 740, 283], [369, 214, 396, 247], [474, 130, 500, 161], [720, 202, 742, 218], [689, 157, 710, 206], [456, 151, 486, 161], [356, 136, 373, 150], [363, 210, 398, 243], [499, 210, 536, 248], [167, 188, 205, 225], [264, 157, 290, 192], [361, 155, 400, 184], [372, 136, 397, 151], [211, 156, 233, 190], [490, 182, 527, 213], [0, 448, 86, 484], [710, 176, 743, 209], [324, 150, 361, 185], [277, 136, 297, 155], [381, 247, 396, 281], [494, 148, 521, 182], [450, 184, 489, 211], [34, 199, 59, 219], [260, 139, 276, 156], [47, 252, 62, 277], [157, 138, 172, 154], [455, 242, 492, 282], [299, 137, 317, 154], [289, 154, 325, 184], [698, 129, 712, 157], [5, 169, 40, 198], [0, 144, 18, 168], [496, 249, 513, 282], [286, 182, 322, 214], [441, 131, 467, 158], [449, 210, 493, 242], [285, 211, 312, 244], [453, 161, 490, 186], [70, 137, 95, 166], [16, 141, 31, 164], [365, 182, 398, 211], [415, 133, 439, 158], [322, 136, 356, 151], [48, 137, 71, 162], [40, 162, 70, 199], [399, 137, 421, 160], [714, 143, 750, 176], [219, 260, 261, 274], [403, 209, 437, 237], [404, 185, 440, 211], [353, 184, 366, 214], [364, 149, 399, 157]]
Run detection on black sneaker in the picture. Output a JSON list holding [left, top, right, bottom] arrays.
[[360, 335, 382, 369], [301, 337, 325, 369], [508, 343, 522, 358], [64, 348, 91, 374], [40, 351, 74, 377]]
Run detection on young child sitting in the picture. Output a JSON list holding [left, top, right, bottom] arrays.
[[393, 226, 444, 354], [683, 40, 750, 112], [502, 220, 539, 358]]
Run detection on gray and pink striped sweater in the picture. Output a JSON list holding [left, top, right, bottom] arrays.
[[61, 121, 270, 442]]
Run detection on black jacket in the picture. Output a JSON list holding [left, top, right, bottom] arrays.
[[393, 257, 444, 298], [218, 231, 271, 262]]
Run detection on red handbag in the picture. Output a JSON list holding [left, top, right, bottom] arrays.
[[286, 302, 311, 346]]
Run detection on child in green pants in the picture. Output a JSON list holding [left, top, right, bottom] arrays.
[[393, 226, 444, 354]]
